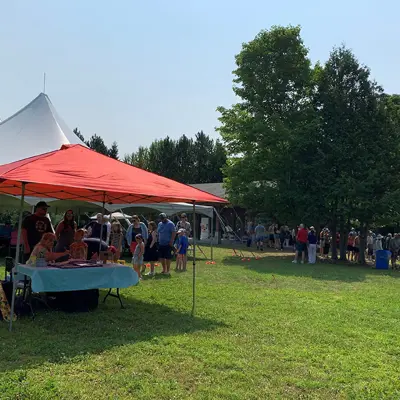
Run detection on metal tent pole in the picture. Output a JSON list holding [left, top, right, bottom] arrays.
[[9, 183, 26, 332], [98, 193, 106, 254], [191, 202, 196, 316], [210, 210, 214, 261]]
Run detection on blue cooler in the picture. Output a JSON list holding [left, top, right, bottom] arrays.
[[376, 250, 391, 269]]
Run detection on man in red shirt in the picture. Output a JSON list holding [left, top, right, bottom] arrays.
[[292, 224, 308, 264]]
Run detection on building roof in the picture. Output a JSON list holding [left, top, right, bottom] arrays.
[[189, 183, 226, 199]]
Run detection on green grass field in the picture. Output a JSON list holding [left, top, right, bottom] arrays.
[[0, 246, 400, 399]]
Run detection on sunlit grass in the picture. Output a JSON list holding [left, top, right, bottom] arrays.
[[0, 246, 400, 399]]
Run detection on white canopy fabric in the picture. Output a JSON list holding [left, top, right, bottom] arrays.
[[0, 93, 85, 164], [90, 212, 132, 220], [0, 195, 214, 218], [105, 202, 214, 218]]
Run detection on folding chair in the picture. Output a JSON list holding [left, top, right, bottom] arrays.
[[4, 257, 25, 295]]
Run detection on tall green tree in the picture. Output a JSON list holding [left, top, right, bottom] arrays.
[[314, 46, 400, 261], [86, 134, 109, 156], [73, 127, 85, 142], [108, 141, 119, 160], [123, 132, 226, 184], [217, 25, 318, 225]]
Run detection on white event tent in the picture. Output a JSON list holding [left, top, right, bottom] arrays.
[[0, 93, 85, 164], [0, 94, 217, 242]]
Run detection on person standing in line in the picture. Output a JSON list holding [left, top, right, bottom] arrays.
[[246, 220, 254, 247], [353, 232, 360, 263], [175, 228, 189, 272], [347, 232, 355, 261], [21, 201, 54, 263], [292, 224, 308, 264], [144, 221, 159, 276], [55, 210, 77, 252], [279, 226, 286, 251], [375, 234, 383, 253], [291, 227, 297, 251], [157, 213, 176, 275], [126, 215, 148, 255], [269, 224, 276, 248], [274, 224, 280, 250], [87, 213, 108, 242], [176, 213, 191, 237], [308, 226, 317, 264], [389, 233, 400, 270], [284, 226, 290, 248], [366, 231, 374, 261], [254, 222, 265, 251], [110, 222, 123, 261], [132, 234, 145, 279]]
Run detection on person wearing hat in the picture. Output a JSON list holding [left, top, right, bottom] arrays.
[[374, 234, 383, 254], [21, 201, 54, 262], [176, 228, 189, 272], [157, 213, 176, 274]]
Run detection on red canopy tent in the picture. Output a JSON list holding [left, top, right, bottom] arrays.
[[0, 144, 225, 204], [0, 144, 226, 330]]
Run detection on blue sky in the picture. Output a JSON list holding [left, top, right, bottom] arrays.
[[1, 0, 399, 156]]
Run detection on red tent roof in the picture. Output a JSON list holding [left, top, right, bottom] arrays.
[[0, 145, 227, 204]]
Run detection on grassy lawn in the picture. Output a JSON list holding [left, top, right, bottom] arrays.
[[1, 246, 400, 399]]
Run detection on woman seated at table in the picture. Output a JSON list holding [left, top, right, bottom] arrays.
[[27, 233, 70, 266], [69, 229, 88, 260]]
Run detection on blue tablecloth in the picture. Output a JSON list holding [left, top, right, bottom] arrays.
[[16, 264, 139, 293]]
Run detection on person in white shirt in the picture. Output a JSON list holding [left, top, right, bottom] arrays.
[[366, 231, 374, 261]]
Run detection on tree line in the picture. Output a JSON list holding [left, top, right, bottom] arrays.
[[73, 129, 119, 160], [123, 131, 226, 184], [218, 25, 400, 263], [74, 129, 226, 184]]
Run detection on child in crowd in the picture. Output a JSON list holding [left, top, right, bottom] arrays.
[[110, 222, 123, 261], [27, 233, 70, 266], [69, 229, 88, 260], [133, 234, 145, 278], [175, 228, 189, 272]]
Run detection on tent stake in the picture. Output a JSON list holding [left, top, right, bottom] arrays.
[[191, 202, 196, 317], [9, 182, 26, 332]]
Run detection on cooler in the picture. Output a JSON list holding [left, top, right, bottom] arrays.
[[375, 250, 391, 269]]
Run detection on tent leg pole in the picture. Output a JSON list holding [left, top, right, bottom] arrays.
[[9, 183, 26, 332], [211, 213, 214, 261], [191, 202, 196, 317], [99, 193, 106, 254]]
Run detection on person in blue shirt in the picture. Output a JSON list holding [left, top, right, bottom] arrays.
[[157, 213, 176, 274], [175, 228, 189, 272], [308, 226, 317, 264]]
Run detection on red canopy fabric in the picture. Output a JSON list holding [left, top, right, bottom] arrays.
[[0, 145, 227, 204]]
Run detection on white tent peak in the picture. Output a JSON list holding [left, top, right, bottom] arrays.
[[0, 92, 86, 164]]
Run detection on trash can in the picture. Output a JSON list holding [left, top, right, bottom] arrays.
[[376, 250, 391, 269]]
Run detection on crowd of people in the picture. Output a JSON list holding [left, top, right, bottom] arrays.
[[245, 220, 400, 268], [19, 201, 192, 277]]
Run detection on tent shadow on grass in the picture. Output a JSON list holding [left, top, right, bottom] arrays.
[[221, 254, 396, 283], [0, 295, 224, 373]]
